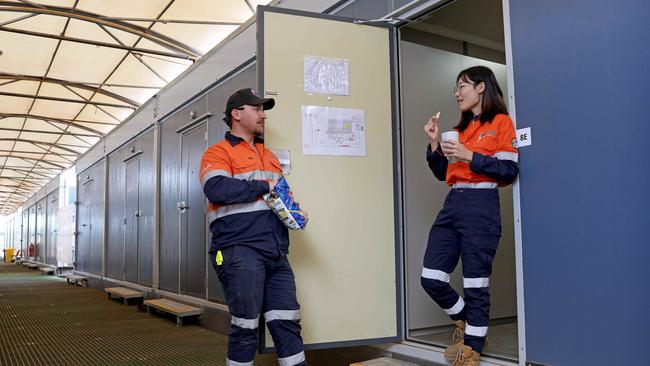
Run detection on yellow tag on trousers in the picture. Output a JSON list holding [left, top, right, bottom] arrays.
[[216, 250, 223, 266]]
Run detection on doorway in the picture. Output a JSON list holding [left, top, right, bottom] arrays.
[[399, 0, 519, 361]]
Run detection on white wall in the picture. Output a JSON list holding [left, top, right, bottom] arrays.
[[400, 41, 517, 331]]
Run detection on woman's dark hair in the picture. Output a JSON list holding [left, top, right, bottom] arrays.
[[454, 66, 508, 132]]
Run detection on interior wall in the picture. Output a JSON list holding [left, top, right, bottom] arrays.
[[400, 42, 516, 331]]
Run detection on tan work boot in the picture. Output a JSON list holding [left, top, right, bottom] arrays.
[[443, 320, 466, 360], [452, 344, 480, 366]]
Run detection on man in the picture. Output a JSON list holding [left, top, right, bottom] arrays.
[[200, 88, 307, 366]]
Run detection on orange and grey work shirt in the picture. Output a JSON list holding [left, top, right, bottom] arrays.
[[200, 132, 287, 255], [427, 114, 519, 187]]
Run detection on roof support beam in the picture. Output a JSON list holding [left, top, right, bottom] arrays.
[[0, 91, 136, 109], [0, 26, 196, 61], [0, 113, 107, 136], [0, 127, 99, 138], [0, 155, 66, 169], [0, 12, 38, 27], [0, 2, 202, 59], [0, 73, 140, 107], [0, 138, 81, 155]]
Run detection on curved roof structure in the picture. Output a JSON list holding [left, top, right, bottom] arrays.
[[0, 0, 270, 215]]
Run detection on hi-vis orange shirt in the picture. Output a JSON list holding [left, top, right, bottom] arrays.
[[427, 114, 519, 187], [200, 132, 286, 255]]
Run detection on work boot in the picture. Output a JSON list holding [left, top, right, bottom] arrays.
[[452, 344, 480, 366], [443, 320, 466, 360]]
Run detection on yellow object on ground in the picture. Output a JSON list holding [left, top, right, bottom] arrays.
[[3, 248, 14, 263]]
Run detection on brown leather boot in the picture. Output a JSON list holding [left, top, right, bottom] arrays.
[[452, 344, 480, 366], [443, 320, 466, 360]]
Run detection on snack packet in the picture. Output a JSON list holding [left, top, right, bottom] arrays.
[[263, 177, 307, 230]]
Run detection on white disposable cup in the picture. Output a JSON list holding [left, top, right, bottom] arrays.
[[441, 130, 459, 142], [440, 130, 459, 163]]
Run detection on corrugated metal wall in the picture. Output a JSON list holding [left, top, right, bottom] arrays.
[[45, 191, 58, 266], [77, 160, 105, 275], [159, 112, 181, 293], [106, 146, 126, 279]]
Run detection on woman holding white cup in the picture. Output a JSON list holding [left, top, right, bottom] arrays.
[[421, 66, 519, 366]]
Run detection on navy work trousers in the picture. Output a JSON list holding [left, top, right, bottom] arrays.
[[420, 188, 502, 353], [210, 245, 306, 366]]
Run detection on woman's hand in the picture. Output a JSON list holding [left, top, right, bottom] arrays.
[[424, 113, 440, 149], [441, 140, 473, 163]]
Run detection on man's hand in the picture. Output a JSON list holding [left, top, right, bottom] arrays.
[[441, 140, 473, 163], [424, 112, 441, 150], [300, 210, 309, 227], [268, 179, 277, 192]]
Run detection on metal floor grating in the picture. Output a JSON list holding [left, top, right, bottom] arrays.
[[0, 263, 280, 366]]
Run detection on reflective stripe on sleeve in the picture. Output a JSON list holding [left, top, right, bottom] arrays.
[[201, 169, 231, 187], [493, 151, 519, 162]]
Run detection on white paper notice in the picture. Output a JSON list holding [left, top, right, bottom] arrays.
[[302, 105, 365, 156], [303, 56, 350, 95]]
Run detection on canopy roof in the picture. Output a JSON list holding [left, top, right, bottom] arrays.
[[0, 0, 270, 215]]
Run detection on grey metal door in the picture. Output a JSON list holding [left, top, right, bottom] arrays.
[[21, 210, 28, 254], [179, 122, 207, 298], [124, 156, 140, 283], [28, 206, 36, 259], [46, 193, 58, 265], [78, 180, 93, 272], [36, 200, 46, 262]]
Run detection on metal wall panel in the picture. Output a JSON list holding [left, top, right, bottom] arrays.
[[159, 114, 181, 292], [45, 192, 58, 266], [90, 160, 106, 275], [179, 121, 207, 298], [137, 129, 155, 287], [124, 153, 140, 283], [106, 148, 126, 280], [21, 210, 28, 253], [77, 160, 105, 275], [28, 205, 36, 259], [509, 1, 649, 364], [205, 63, 256, 301], [77, 174, 93, 273], [35, 199, 46, 262]]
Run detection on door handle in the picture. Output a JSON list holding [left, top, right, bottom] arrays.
[[134, 209, 142, 217], [177, 201, 188, 212]]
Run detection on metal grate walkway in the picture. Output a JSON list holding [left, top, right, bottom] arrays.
[[0, 263, 280, 366]]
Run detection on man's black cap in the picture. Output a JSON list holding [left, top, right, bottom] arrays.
[[225, 88, 275, 115]]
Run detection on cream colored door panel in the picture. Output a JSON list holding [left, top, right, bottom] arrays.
[[258, 7, 399, 348]]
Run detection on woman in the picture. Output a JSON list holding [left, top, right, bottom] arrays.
[[421, 66, 518, 366]]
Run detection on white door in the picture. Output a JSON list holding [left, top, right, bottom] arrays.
[[258, 6, 400, 349]]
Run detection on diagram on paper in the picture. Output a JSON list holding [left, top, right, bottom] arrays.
[[302, 105, 366, 156]]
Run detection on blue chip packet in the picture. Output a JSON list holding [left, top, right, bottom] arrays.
[[263, 177, 307, 230]]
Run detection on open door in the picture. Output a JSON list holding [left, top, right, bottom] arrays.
[[258, 6, 401, 349]]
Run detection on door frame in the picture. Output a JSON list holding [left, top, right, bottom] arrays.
[[177, 118, 209, 297], [388, 0, 527, 363], [257, 5, 403, 351]]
